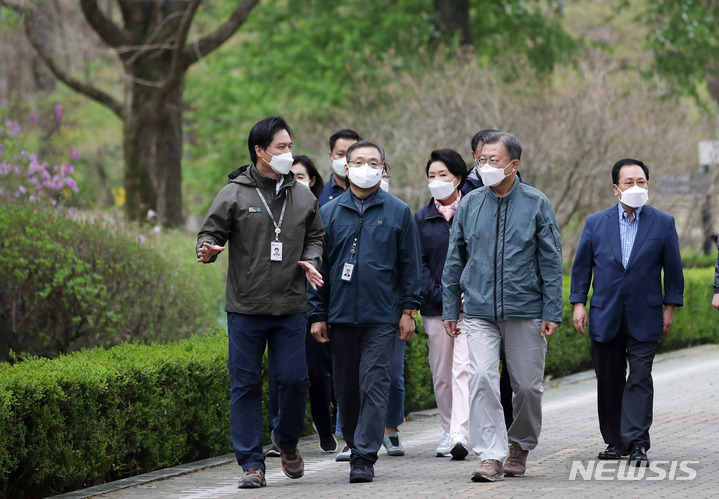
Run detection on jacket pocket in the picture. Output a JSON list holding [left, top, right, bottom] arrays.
[[646, 293, 663, 307], [590, 295, 604, 308]]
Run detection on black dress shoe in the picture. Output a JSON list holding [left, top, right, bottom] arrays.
[[629, 443, 648, 466], [598, 444, 625, 460]]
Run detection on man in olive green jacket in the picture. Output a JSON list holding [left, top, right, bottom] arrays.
[[196, 117, 324, 489]]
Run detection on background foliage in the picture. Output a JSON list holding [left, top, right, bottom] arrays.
[[0, 203, 221, 362]]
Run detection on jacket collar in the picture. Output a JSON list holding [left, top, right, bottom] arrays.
[[420, 197, 443, 220], [487, 175, 520, 201], [229, 163, 296, 192], [338, 186, 385, 213]]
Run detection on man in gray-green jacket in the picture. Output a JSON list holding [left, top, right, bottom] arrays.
[[196, 117, 324, 489], [442, 132, 562, 483]]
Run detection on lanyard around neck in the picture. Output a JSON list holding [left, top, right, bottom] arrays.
[[255, 187, 287, 241]]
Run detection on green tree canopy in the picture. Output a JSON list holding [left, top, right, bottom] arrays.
[[640, 0, 719, 104]]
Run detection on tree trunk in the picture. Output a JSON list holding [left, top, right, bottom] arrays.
[[121, 0, 186, 229], [706, 74, 719, 108], [123, 73, 184, 228], [434, 0, 472, 46]]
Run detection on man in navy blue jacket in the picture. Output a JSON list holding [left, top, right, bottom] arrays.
[[570, 158, 684, 465], [307, 140, 422, 483]]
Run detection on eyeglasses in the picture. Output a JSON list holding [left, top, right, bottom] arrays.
[[348, 160, 383, 169], [477, 158, 513, 168], [619, 179, 648, 188]]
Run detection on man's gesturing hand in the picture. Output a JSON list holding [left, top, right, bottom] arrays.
[[196, 242, 225, 262]]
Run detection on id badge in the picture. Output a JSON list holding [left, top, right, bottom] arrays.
[[341, 261, 355, 282], [270, 241, 283, 261]]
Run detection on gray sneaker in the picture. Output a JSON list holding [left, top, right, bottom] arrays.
[[383, 433, 405, 456], [336, 445, 351, 462]]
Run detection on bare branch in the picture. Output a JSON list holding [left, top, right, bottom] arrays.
[[23, 12, 123, 119], [154, 0, 200, 114], [79, 0, 129, 49], [183, 0, 261, 68]]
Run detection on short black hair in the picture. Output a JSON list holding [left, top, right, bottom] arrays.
[[611, 158, 649, 185], [293, 155, 325, 198], [426, 149, 468, 184], [481, 132, 522, 161], [346, 139, 386, 164], [248, 116, 292, 164], [471, 129, 499, 156], [329, 129, 362, 152]]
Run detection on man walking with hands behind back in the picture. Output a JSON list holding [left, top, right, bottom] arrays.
[[570, 158, 684, 466]]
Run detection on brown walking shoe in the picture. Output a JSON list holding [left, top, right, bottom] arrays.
[[238, 468, 266, 488], [271, 430, 305, 479], [504, 440, 528, 477], [471, 459, 504, 482]]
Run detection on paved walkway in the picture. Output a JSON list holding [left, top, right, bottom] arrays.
[[56, 344, 719, 498]]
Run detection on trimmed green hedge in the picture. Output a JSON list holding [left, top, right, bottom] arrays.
[[544, 268, 718, 378], [0, 332, 231, 497], [1, 267, 715, 497]]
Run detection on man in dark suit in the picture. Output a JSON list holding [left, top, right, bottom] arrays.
[[570, 158, 684, 466]]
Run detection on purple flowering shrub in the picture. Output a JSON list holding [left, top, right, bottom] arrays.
[[0, 94, 78, 210]]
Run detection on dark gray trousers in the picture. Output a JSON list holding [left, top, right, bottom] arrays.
[[330, 324, 396, 464]]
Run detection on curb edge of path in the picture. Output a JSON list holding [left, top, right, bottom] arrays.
[[52, 343, 719, 498]]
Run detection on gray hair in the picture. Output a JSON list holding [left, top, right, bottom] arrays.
[[346, 139, 386, 164], [482, 132, 522, 161]]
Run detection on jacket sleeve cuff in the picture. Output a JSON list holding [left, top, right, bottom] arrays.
[[307, 314, 327, 324], [663, 294, 684, 306], [568, 293, 587, 304]]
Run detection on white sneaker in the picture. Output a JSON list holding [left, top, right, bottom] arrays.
[[450, 433, 469, 460], [436, 432, 452, 457], [335, 445, 351, 462]]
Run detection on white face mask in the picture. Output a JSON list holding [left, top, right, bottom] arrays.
[[263, 150, 293, 175], [298, 180, 311, 189], [348, 163, 382, 189], [478, 161, 514, 188], [380, 179, 390, 192], [428, 178, 457, 201], [616, 184, 648, 208], [332, 157, 348, 178]]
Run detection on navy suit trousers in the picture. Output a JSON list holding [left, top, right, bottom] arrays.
[[591, 311, 657, 450]]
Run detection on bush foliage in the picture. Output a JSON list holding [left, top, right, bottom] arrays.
[[0, 333, 231, 497], [0, 202, 215, 361]]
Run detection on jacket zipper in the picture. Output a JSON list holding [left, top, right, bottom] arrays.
[[494, 197, 502, 321], [354, 214, 362, 325]]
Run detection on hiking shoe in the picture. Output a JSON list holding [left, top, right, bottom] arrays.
[[349, 459, 375, 483], [436, 432, 452, 457], [504, 440, 528, 477], [336, 445, 352, 462], [270, 430, 304, 479], [471, 459, 504, 482], [383, 432, 405, 456], [238, 468, 266, 488], [264, 444, 280, 457], [314, 422, 338, 453], [450, 433, 469, 460]]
